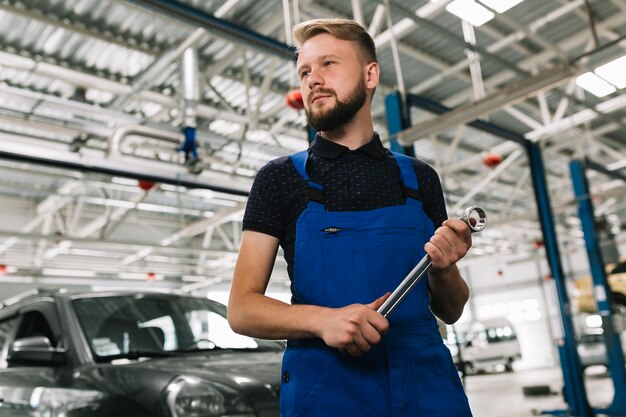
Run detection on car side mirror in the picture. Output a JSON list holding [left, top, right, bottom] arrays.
[[7, 336, 66, 366]]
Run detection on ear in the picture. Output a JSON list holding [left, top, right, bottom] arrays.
[[364, 62, 380, 90]]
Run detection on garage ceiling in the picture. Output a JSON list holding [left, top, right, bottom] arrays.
[[0, 0, 624, 293]]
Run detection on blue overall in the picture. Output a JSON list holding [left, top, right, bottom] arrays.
[[279, 150, 473, 417]]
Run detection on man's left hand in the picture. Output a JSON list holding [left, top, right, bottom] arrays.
[[425, 218, 472, 271]]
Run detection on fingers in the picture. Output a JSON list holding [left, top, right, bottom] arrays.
[[345, 319, 384, 357], [443, 218, 472, 240], [324, 297, 390, 357], [366, 293, 390, 335], [426, 218, 473, 269], [349, 333, 372, 356], [366, 292, 390, 310]]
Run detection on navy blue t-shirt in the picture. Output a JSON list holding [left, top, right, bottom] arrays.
[[243, 133, 448, 282]]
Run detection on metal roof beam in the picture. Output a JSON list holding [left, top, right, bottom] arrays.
[[398, 39, 626, 145], [444, 12, 626, 108], [126, 0, 294, 60], [409, 0, 586, 96]]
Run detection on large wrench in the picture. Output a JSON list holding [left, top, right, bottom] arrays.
[[377, 206, 487, 318]]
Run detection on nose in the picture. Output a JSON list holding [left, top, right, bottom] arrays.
[[306, 68, 324, 89]]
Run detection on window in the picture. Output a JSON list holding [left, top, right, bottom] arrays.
[[0, 317, 19, 368], [72, 295, 283, 362], [15, 311, 56, 347], [186, 310, 258, 349], [485, 325, 517, 343]]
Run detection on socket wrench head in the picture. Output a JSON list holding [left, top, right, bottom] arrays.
[[460, 206, 487, 233]]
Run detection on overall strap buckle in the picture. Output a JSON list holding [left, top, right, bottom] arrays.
[[307, 181, 326, 205], [403, 185, 421, 202]]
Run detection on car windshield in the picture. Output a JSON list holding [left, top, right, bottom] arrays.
[[579, 333, 604, 344], [72, 294, 283, 361]]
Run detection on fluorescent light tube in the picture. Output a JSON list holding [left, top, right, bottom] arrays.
[[594, 55, 626, 89], [479, 0, 525, 13], [576, 72, 616, 97], [42, 268, 96, 277], [446, 0, 494, 27]]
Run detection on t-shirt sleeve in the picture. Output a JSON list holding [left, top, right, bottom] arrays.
[[242, 161, 285, 239], [412, 159, 448, 228]]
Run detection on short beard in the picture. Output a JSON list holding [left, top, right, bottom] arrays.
[[306, 78, 367, 132]]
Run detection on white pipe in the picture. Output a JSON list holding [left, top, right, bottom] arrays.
[[368, 4, 386, 37], [282, 0, 293, 45], [126, 28, 206, 96], [108, 125, 183, 157], [182, 47, 199, 127], [374, 0, 451, 49], [383, 0, 406, 98], [182, 48, 200, 102], [351, 0, 364, 26]]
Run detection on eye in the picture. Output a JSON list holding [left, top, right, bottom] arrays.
[[323, 60, 335, 67], [299, 70, 310, 80]]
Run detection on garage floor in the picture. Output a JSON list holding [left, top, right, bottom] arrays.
[[465, 366, 615, 417]]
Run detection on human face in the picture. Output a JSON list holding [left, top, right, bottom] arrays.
[[306, 75, 367, 132], [296, 33, 374, 132]]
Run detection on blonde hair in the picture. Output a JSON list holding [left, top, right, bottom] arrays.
[[292, 18, 377, 64]]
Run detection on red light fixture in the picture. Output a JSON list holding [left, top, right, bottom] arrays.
[[0, 264, 7, 275], [285, 89, 304, 110], [138, 179, 156, 191], [146, 272, 156, 281], [482, 153, 503, 168]]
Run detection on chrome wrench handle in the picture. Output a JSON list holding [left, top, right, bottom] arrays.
[[377, 206, 487, 318]]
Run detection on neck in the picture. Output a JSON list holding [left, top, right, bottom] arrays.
[[319, 106, 374, 150]]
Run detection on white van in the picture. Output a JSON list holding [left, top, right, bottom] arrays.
[[446, 318, 522, 374]]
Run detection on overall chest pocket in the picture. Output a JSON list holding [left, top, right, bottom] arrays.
[[320, 224, 426, 251], [310, 224, 429, 314]]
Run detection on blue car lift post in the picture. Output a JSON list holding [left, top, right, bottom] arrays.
[[401, 92, 593, 417], [570, 159, 626, 417]]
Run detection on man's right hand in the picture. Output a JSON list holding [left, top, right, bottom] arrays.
[[318, 293, 390, 357]]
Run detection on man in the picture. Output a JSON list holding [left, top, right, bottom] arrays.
[[228, 18, 473, 416]]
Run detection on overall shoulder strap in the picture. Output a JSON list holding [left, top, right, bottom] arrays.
[[290, 150, 325, 205], [289, 150, 309, 180], [391, 151, 420, 201]]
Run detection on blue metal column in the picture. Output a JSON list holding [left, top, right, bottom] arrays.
[[570, 159, 626, 416], [405, 93, 592, 417], [526, 144, 593, 417], [385, 91, 415, 156]]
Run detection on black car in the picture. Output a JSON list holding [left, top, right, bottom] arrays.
[[0, 289, 283, 416]]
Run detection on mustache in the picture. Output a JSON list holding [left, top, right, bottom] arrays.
[[309, 88, 336, 104]]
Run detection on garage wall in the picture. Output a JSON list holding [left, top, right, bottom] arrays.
[[461, 255, 554, 368], [458, 230, 626, 370]]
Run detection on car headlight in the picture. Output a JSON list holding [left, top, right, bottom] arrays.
[[28, 387, 104, 416], [165, 376, 255, 417]]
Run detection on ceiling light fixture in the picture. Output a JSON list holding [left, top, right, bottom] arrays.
[[41, 268, 96, 277], [446, 0, 494, 27], [594, 55, 626, 89], [479, 0, 525, 13], [575, 72, 617, 97]]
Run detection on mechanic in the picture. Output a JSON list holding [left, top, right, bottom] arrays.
[[228, 18, 473, 416]]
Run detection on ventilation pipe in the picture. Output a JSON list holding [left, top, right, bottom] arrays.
[[180, 47, 201, 173]]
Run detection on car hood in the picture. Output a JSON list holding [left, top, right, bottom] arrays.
[[139, 350, 282, 386], [88, 350, 282, 417], [99, 350, 283, 394]]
